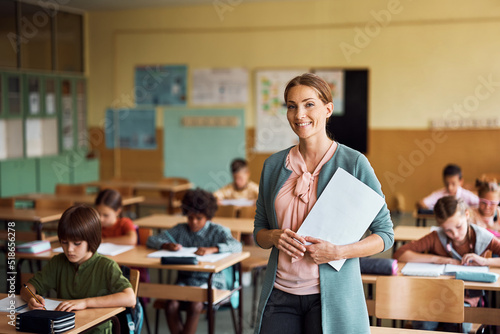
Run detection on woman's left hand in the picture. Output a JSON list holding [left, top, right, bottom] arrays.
[[461, 253, 488, 266], [304, 236, 343, 264]]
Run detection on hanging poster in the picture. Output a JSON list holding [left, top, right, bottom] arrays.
[[105, 108, 156, 149], [135, 65, 187, 106], [191, 68, 248, 105], [313, 69, 345, 116], [254, 69, 306, 153]]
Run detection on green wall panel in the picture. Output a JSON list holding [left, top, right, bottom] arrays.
[[37, 155, 71, 193], [0, 158, 37, 197]]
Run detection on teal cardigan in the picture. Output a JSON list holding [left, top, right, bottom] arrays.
[[253, 144, 394, 334]]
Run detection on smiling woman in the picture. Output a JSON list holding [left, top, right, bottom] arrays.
[[253, 73, 394, 334]]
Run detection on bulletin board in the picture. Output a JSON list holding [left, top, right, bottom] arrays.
[[135, 65, 187, 106], [105, 108, 157, 149], [163, 108, 245, 191]]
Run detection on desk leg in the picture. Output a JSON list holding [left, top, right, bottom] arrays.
[[35, 221, 43, 240], [237, 262, 243, 334], [207, 273, 214, 334], [167, 191, 175, 215]]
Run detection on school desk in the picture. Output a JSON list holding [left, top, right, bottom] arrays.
[[15, 246, 250, 334], [83, 180, 193, 214], [0, 207, 62, 241], [393, 225, 433, 254], [369, 327, 461, 333], [413, 209, 436, 227], [0, 294, 125, 334], [13, 193, 145, 207], [134, 213, 255, 234], [362, 263, 500, 327]]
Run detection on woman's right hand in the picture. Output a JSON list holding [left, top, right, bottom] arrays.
[[272, 228, 307, 260], [28, 295, 45, 310]]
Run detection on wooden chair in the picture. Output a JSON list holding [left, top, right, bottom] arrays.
[[129, 269, 140, 297], [375, 276, 464, 330], [55, 184, 87, 196], [35, 199, 74, 211], [215, 205, 237, 218]]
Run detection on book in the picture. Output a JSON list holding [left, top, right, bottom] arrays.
[[16, 240, 51, 254], [401, 262, 489, 277]]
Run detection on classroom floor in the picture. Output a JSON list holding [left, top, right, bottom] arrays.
[[1, 211, 417, 334]]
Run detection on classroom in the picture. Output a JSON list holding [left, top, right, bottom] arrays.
[[1, 0, 500, 333]]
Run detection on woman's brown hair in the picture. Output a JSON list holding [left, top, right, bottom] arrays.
[[434, 196, 468, 224], [58, 205, 102, 254]]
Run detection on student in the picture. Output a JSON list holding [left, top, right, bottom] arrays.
[[95, 188, 137, 245], [417, 163, 479, 210], [471, 179, 500, 237], [146, 188, 242, 334], [213, 158, 259, 202], [21, 205, 136, 334], [394, 196, 500, 332]]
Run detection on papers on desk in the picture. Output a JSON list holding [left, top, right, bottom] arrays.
[[401, 262, 489, 277], [219, 199, 255, 207], [296, 167, 385, 271], [0, 295, 61, 313], [53, 243, 134, 256], [147, 247, 232, 263]]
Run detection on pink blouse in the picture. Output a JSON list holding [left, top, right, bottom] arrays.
[[274, 142, 337, 295]]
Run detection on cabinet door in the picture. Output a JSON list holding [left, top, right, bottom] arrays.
[[6, 73, 23, 117], [60, 78, 74, 151], [0, 158, 37, 197]]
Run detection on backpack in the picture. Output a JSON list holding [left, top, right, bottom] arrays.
[[118, 266, 144, 334]]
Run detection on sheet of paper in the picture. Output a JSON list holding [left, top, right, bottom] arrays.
[[444, 264, 489, 274], [219, 199, 255, 207], [296, 167, 385, 271], [0, 296, 61, 313], [401, 262, 446, 277], [53, 243, 134, 256], [147, 247, 232, 263]]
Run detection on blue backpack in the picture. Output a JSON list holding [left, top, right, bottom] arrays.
[[118, 266, 144, 334]]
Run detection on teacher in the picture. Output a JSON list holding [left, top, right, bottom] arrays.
[[253, 73, 394, 334]]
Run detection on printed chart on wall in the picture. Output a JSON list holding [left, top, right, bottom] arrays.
[[135, 65, 187, 106], [255, 69, 306, 153], [105, 108, 156, 149], [191, 68, 248, 105], [313, 69, 344, 116]]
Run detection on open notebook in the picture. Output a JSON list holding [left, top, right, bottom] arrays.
[[401, 262, 489, 277]]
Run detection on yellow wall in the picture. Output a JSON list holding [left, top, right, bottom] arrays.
[[86, 0, 500, 210]]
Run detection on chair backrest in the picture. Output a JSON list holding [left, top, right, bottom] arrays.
[[238, 205, 256, 219], [0, 197, 15, 208], [55, 184, 87, 195], [129, 269, 140, 297], [215, 205, 237, 218], [136, 227, 153, 245], [231, 230, 241, 242], [35, 199, 74, 211], [375, 276, 464, 323]]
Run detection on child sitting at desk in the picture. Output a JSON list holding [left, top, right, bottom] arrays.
[[21, 205, 136, 334], [95, 188, 137, 245], [213, 158, 259, 203], [394, 196, 500, 332], [146, 188, 242, 334], [471, 179, 500, 237], [417, 163, 479, 210]]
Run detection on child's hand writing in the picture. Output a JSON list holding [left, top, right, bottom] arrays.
[[461, 253, 488, 266], [195, 247, 218, 256], [28, 295, 45, 310], [56, 299, 88, 312], [163, 243, 182, 251]]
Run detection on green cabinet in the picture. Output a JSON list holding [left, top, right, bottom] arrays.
[[0, 158, 37, 197], [37, 155, 71, 193]]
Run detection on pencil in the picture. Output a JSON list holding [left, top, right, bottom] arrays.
[[164, 230, 177, 244], [23, 284, 46, 310]]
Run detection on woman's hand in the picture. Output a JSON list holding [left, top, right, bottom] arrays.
[[304, 236, 341, 264], [162, 243, 182, 251], [462, 253, 488, 266], [28, 295, 45, 310], [56, 299, 88, 312], [273, 229, 306, 260]]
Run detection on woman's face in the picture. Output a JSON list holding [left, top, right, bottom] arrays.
[[286, 85, 333, 141], [478, 191, 500, 217], [440, 210, 469, 244]]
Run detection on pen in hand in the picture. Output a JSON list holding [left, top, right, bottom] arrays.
[[23, 284, 46, 310]]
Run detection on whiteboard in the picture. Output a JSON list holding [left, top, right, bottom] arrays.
[[254, 69, 306, 153]]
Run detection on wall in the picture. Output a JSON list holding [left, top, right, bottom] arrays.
[[86, 0, 500, 211]]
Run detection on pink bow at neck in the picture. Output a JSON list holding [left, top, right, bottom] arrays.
[[294, 171, 313, 203]]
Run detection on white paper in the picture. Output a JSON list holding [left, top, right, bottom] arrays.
[[296, 168, 385, 271], [147, 247, 232, 263], [401, 262, 490, 277], [53, 243, 134, 256], [0, 296, 61, 313], [219, 199, 255, 207]]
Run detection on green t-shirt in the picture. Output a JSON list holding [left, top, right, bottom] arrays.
[[29, 252, 132, 334]]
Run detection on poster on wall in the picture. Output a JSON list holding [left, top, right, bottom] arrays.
[[254, 69, 306, 153], [191, 68, 248, 105], [134, 65, 187, 106], [61, 95, 74, 150], [105, 108, 156, 149], [313, 69, 345, 116]]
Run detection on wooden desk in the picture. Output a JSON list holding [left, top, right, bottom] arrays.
[[0, 294, 124, 334], [0, 208, 62, 240], [84, 180, 193, 214], [362, 263, 500, 327], [16, 246, 250, 334], [14, 193, 145, 207], [370, 327, 460, 333], [413, 210, 435, 227], [394, 226, 432, 244], [134, 213, 254, 234]]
